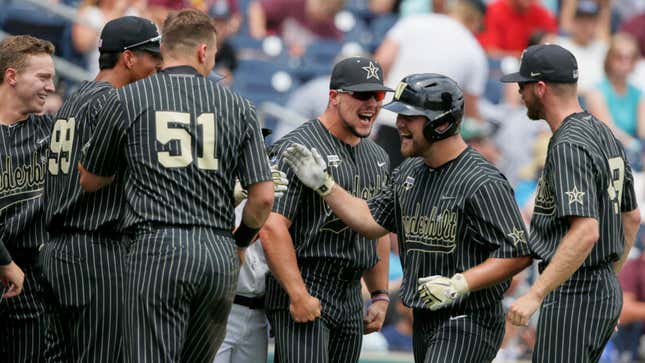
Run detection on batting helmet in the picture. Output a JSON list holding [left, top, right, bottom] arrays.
[[384, 73, 464, 142]]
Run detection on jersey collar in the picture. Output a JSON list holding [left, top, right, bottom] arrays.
[[159, 65, 201, 76]]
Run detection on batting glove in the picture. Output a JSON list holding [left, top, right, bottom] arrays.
[[418, 273, 469, 311], [233, 179, 248, 207], [271, 165, 289, 198], [282, 143, 335, 196]]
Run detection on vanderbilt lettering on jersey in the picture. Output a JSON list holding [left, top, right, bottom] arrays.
[[0, 152, 46, 196], [402, 204, 458, 254], [369, 148, 531, 310]]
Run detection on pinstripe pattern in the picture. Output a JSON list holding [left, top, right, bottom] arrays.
[[81, 66, 272, 230], [367, 147, 529, 362], [41, 80, 127, 362], [533, 266, 621, 363], [529, 112, 636, 362], [531, 112, 638, 266], [413, 308, 504, 363], [266, 119, 390, 362], [0, 114, 52, 362], [80, 66, 269, 362], [124, 226, 239, 363], [40, 233, 125, 362], [369, 148, 531, 311]]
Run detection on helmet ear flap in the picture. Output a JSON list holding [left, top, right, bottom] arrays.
[[423, 112, 462, 142]]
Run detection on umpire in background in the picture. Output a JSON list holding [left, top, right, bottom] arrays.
[[282, 73, 533, 362], [41, 16, 161, 362], [503, 44, 641, 362], [78, 9, 274, 363], [0, 35, 56, 362], [260, 57, 392, 363]]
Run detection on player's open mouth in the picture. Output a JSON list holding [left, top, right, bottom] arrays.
[[399, 132, 412, 140], [358, 112, 374, 123]]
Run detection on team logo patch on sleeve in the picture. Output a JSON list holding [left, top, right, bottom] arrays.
[[565, 185, 585, 205], [507, 227, 527, 246]]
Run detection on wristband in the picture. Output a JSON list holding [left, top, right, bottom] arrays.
[[233, 221, 260, 248], [316, 172, 335, 196], [371, 295, 390, 304], [370, 289, 388, 298]]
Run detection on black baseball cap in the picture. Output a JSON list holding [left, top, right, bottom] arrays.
[[330, 57, 393, 92], [500, 44, 579, 84], [99, 16, 161, 54]]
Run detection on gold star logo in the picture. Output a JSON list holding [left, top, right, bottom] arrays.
[[507, 227, 527, 246], [565, 185, 585, 205], [362, 61, 380, 80]]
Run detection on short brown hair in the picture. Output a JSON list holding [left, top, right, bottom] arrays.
[[162, 9, 216, 54], [0, 35, 55, 84]]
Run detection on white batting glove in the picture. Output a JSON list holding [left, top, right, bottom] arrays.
[[233, 179, 248, 207], [282, 143, 335, 196], [417, 273, 469, 311], [271, 165, 289, 198]]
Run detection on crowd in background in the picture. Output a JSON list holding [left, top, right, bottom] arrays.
[[2, 0, 645, 361]]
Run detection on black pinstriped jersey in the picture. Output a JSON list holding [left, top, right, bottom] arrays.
[[0, 115, 52, 264], [369, 148, 531, 310], [270, 119, 390, 270], [81, 66, 272, 230], [44, 80, 124, 233], [530, 112, 638, 267]]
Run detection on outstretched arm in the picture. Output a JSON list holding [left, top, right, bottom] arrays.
[[282, 143, 389, 239]]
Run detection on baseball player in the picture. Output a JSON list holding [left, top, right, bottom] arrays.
[[78, 9, 274, 363], [282, 73, 533, 363], [260, 57, 393, 363], [40, 16, 161, 362], [0, 35, 56, 362], [502, 44, 641, 363]]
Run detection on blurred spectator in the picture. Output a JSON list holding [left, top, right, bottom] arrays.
[[381, 293, 412, 353], [461, 118, 501, 166], [620, 12, 645, 59], [585, 33, 645, 169], [71, 0, 141, 76], [147, 0, 213, 27], [559, 0, 610, 40], [613, 0, 645, 27], [374, 0, 487, 169], [210, 0, 242, 86], [247, 0, 345, 56], [477, 0, 557, 58], [611, 246, 645, 362], [555, 0, 609, 96]]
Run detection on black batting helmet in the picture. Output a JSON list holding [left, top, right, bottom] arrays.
[[384, 73, 464, 142]]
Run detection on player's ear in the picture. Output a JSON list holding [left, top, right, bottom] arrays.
[[122, 50, 137, 70], [197, 43, 208, 64], [4, 67, 17, 86], [329, 90, 340, 106]]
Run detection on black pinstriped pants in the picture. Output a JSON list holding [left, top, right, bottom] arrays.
[[0, 259, 48, 363], [40, 233, 126, 362], [533, 265, 622, 363], [122, 226, 239, 363], [412, 306, 504, 363], [265, 262, 365, 363]]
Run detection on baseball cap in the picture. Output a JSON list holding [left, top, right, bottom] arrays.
[[330, 57, 393, 92], [575, 0, 600, 17], [500, 44, 578, 83], [99, 16, 161, 54]]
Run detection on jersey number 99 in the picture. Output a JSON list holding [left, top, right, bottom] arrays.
[[49, 117, 76, 175]]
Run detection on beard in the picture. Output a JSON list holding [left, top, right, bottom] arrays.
[[526, 98, 544, 121]]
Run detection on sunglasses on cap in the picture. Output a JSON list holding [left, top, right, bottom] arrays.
[[123, 35, 161, 51], [336, 90, 386, 102]]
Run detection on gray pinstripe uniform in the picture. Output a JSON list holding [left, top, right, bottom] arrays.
[[267, 119, 390, 363], [530, 112, 638, 363], [41, 80, 127, 362], [81, 65, 272, 363], [0, 114, 51, 362], [368, 148, 531, 363]]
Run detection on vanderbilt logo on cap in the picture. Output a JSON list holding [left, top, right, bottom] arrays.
[[362, 61, 381, 80], [394, 82, 408, 100]]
